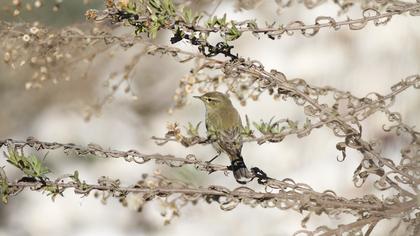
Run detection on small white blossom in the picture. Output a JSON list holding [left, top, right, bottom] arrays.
[[29, 27, 39, 35], [22, 34, 31, 42]]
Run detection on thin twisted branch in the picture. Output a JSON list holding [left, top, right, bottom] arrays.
[[0, 137, 228, 173], [97, 1, 420, 40]]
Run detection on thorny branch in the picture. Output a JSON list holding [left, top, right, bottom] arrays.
[[2, 174, 403, 214], [0, 137, 228, 173], [153, 73, 419, 146], [88, 0, 420, 49], [0, 137, 418, 235]]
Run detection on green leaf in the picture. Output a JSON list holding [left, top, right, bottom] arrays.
[[43, 185, 63, 201], [226, 22, 241, 41], [162, 0, 175, 15], [253, 117, 285, 134], [6, 148, 21, 167], [6, 148, 27, 170], [183, 8, 193, 24], [206, 17, 216, 27], [287, 119, 298, 130], [247, 20, 260, 38], [149, 22, 160, 39], [217, 14, 227, 26], [247, 20, 258, 29], [149, 0, 161, 11], [125, 2, 138, 14], [241, 115, 254, 137], [303, 118, 311, 129], [151, 14, 158, 22], [185, 122, 201, 136], [5, 149, 50, 179], [70, 170, 80, 183]]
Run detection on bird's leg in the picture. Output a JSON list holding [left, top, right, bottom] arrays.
[[203, 136, 213, 144], [207, 150, 222, 164], [205, 133, 217, 144], [204, 151, 222, 175]]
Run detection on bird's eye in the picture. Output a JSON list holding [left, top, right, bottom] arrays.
[[206, 97, 216, 102]]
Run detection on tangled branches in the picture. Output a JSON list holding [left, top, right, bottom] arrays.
[[0, 137, 418, 234], [85, 0, 420, 59]]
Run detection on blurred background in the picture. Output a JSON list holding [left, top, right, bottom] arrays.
[[0, 0, 419, 235]]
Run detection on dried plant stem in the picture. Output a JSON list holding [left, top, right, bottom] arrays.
[[4, 177, 415, 214], [1, 0, 419, 234]]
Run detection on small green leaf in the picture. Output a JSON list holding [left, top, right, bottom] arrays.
[[217, 14, 227, 26], [206, 17, 216, 27], [241, 115, 254, 137], [124, 2, 138, 14], [6, 148, 21, 167], [185, 122, 201, 136], [253, 117, 286, 134], [303, 118, 311, 129], [149, 22, 160, 39], [70, 170, 80, 183], [43, 185, 63, 201], [162, 0, 175, 15], [287, 119, 298, 130], [5, 149, 50, 179], [151, 14, 158, 22], [247, 20, 258, 29], [149, 0, 161, 11], [183, 8, 193, 24], [226, 22, 241, 41]]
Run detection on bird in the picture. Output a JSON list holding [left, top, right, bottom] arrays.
[[194, 91, 252, 184]]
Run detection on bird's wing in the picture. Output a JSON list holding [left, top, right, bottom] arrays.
[[217, 126, 243, 158]]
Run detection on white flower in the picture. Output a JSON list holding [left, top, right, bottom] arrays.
[[29, 27, 39, 35], [34, 0, 42, 8], [22, 34, 31, 42]]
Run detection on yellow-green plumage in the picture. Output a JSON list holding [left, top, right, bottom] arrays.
[[195, 91, 251, 184]]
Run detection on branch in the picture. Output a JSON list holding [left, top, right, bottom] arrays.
[[93, 1, 420, 42], [0, 137, 228, 173], [3, 174, 412, 215]]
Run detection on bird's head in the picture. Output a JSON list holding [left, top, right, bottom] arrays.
[[194, 91, 232, 111]]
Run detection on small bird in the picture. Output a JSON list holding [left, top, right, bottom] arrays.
[[194, 91, 252, 184]]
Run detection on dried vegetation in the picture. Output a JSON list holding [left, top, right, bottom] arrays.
[[0, 0, 419, 235]]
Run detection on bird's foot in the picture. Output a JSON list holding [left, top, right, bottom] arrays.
[[250, 167, 271, 184], [204, 161, 216, 174], [207, 151, 221, 164]]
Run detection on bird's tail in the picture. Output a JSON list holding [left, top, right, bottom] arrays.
[[230, 156, 252, 184]]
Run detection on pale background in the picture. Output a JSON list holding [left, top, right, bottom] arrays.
[[0, 0, 419, 235]]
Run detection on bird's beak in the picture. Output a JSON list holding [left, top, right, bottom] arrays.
[[193, 95, 202, 100]]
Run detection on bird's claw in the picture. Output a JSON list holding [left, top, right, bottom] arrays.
[[204, 161, 216, 174], [250, 167, 271, 184]]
